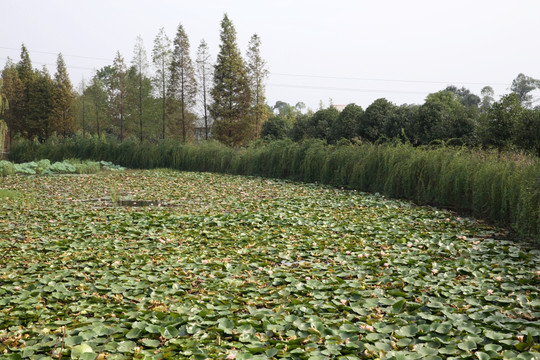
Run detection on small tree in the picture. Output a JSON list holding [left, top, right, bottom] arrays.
[[330, 103, 363, 142], [480, 93, 523, 150], [260, 116, 291, 140], [514, 108, 540, 155], [359, 98, 395, 142], [305, 107, 339, 140]]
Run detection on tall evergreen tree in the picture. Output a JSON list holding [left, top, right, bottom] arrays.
[[246, 34, 269, 139], [27, 67, 54, 139], [210, 14, 251, 146], [110, 52, 128, 141], [131, 35, 150, 142], [16, 44, 34, 86], [51, 53, 75, 137], [168, 23, 197, 142], [16, 45, 35, 138], [87, 74, 107, 137], [196, 39, 213, 140], [152, 28, 172, 140]]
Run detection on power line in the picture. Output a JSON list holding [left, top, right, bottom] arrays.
[[1, 46, 511, 87], [0, 46, 515, 91], [267, 83, 429, 95], [270, 72, 510, 87], [0, 46, 113, 62], [0, 57, 97, 71]]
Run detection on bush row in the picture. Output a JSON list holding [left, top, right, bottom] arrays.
[[9, 137, 540, 242]]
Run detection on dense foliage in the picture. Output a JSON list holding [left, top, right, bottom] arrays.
[[265, 88, 540, 155], [1, 170, 538, 359], [9, 138, 540, 242]]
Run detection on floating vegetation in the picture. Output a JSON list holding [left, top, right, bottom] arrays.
[[0, 170, 538, 359]]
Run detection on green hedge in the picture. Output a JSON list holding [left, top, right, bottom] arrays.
[[9, 137, 540, 242]]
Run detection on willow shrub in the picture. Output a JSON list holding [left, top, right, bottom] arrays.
[[9, 137, 539, 242]]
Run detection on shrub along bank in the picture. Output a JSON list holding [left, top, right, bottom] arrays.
[[9, 137, 540, 242]]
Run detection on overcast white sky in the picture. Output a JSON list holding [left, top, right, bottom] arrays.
[[2, 0, 539, 110]]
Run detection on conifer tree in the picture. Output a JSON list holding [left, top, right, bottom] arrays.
[[110, 52, 128, 141], [16, 45, 35, 138], [246, 34, 269, 139], [27, 67, 54, 139], [51, 53, 75, 137], [168, 23, 197, 142], [16, 44, 34, 86], [196, 39, 213, 140], [131, 35, 150, 142], [87, 75, 107, 137], [210, 14, 251, 146], [152, 28, 172, 140]]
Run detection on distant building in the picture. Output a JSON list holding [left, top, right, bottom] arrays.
[[194, 117, 213, 141], [331, 104, 347, 112]]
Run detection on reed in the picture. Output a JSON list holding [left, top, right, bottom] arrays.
[[9, 137, 539, 242]]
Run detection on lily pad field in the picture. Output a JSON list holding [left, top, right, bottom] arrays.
[[0, 169, 539, 360]]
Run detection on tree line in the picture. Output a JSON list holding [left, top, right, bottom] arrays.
[[262, 76, 540, 155], [0, 14, 269, 147], [1, 13, 539, 155]]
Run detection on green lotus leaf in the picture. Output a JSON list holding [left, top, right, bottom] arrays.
[[484, 330, 510, 341], [125, 328, 142, 339], [396, 325, 418, 337], [116, 340, 137, 353], [391, 298, 406, 313], [458, 340, 477, 351], [438, 345, 459, 355], [145, 324, 162, 334], [65, 336, 84, 346], [218, 318, 235, 334], [516, 353, 539, 360], [70, 344, 94, 359], [142, 338, 161, 348]]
